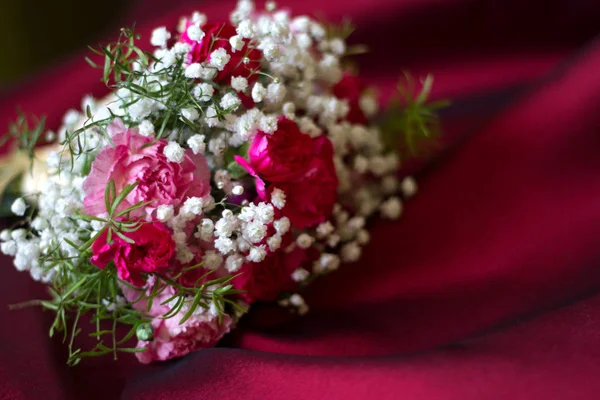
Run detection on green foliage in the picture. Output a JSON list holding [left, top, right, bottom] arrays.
[[10, 180, 245, 366], [381, 73, 450, 158]]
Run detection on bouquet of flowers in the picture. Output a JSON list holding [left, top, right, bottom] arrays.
[[0, 0, 444, 365]]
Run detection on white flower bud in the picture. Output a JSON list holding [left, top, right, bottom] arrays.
[[291, 268, 309, 282], [185, 63, 203, 79], [252, 82, 266, 103], [150, 27, 171, 47], [401, 176, 418, 198], [247, 245, 267, 263], [156, 205, 174, 221], [380, 197, 403, 219], [163, 141, 185, 163], [232, 185, 244, 196], [187, 24, 205, 42], [296, 233, 314, 249], [187, 134, 206, 155], [11, 198, 27, 216]]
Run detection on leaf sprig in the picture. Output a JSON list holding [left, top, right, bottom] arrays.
[[381, 73, 450, 157]]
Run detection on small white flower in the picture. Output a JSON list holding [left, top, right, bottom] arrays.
[[291, 268, 309, 282], [325, 38, 343, 56], [172, 42, 191, 55], [181, 107, 199, 122], [266, 82, 286, 104], [341, 242, 361, 263], [380, 197, 403, 219], [203, 250, 223, 270], [314, 253, 341, 273], [187, 24, 205, 42], [209, 48, 231, 71], [156, 205, 174, 221], [359, 94, 378, 117], [296, 233, 314, 249], [193, 83, 214, 102], [1, 241, 17, 256], [238, 206, 255, 222], [289, 294, 305, 307], [128, 98, 153, 121], [401, 176, 418, 198], [369, 155, 388, 176], [311, 22, 326, 39], [298, 117, 322, 137], [247, 245, 267, 263], [196, 219, 214, 241], [183, 197, 204, 215], [291, 16, 311, 33], [215, 215, 237, 237], [347, 216, 366, 231], [263, 42, 280, 61], [232, 185, 244, 196], [229, 35, 244, 52], [215, 236, 235, 255], [236, 19, 255, 38], [282, 102, 296, 119], [354, 155, 369, 173], [187, 134, 206, 155], [225, 253, 245, 272], [382, 176, 399, 194], [316, 221, 335, 238], [231, 76, 249, 92], [259, 115, 278, 134], [251, 82, 266, 102], [267, 235, 282, 251], [0, 230, 11, 242], [265, 1, 277, 11], [296, 33, 312, 49], [270, 188, 286, 209], [185, 63, 203, 79], [270, 20, 290, 41], [191, 11, 207, 26], [138, 120, 155, 137], [255, 203, 275, 224], [356, 229, 371, 245], [163, 141, 185, 163], [208, 136, 227, 156], [205, 106, 220, 127], [273, 217, 290, 235], [244, 220, 267, 244], [150, 27, 171, 47], [327, 234, 341, 248], [220, 92, 242, 111], [11, 198, 27, 216]]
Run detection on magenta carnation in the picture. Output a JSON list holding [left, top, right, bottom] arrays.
[[90, 221, 175, 286], [180, 21, 261, 84], [236, 118, 338, 228]]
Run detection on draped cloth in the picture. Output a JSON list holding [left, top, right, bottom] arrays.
[[0, 0, 599, 398]]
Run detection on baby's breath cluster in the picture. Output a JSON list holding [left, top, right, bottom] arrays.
[[1, 0, 442, 365]]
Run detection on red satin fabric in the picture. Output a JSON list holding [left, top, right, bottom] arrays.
[[1, 0, 599, 399]]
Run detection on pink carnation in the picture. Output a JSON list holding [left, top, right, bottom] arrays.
[[83, 120, 211, 218], [124, 284, 232, 363]]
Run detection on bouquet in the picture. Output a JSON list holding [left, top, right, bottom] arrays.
[[0, 0, 444, 365]]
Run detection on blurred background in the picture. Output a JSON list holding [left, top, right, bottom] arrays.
[[0, 0, 129, 92]]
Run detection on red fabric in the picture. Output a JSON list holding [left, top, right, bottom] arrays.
[[1, 0, 600, 399]]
